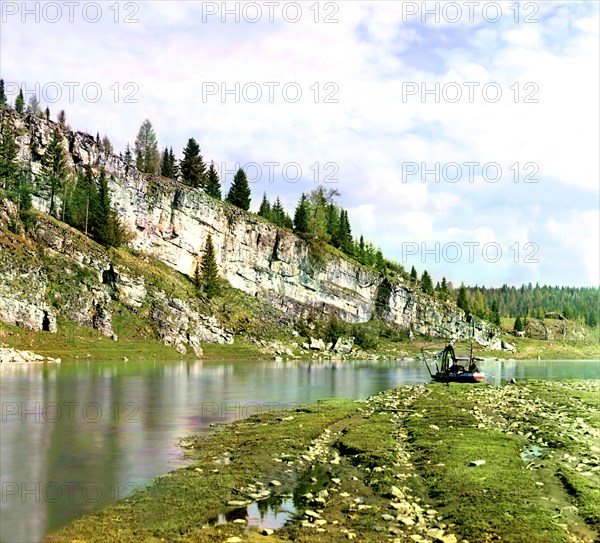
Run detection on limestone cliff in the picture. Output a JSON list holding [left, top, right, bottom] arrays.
[[0, 108, 498, 344]]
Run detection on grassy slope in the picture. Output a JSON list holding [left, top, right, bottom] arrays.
[[45, 381, 599, 543]]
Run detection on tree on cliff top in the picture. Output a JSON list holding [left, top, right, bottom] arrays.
[[205, 162, 221, 200], [180, 138, 206, 188], [420, 270, 435, 296], [134, 119, 160, 174], [457, 283, 471, 314], [226, 168, 251, 210], [15, 88, 24, 114]]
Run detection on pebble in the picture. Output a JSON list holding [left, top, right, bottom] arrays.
[[269, 480, 281, 486], [261, 528, 274, 535], [225, 538, 242, 543], [305, 510, 321, 519], [382, 514, 395, 521], [232, 519, 246, 524], [469, 460, 486, 467]]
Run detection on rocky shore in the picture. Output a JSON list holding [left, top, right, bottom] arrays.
[[0, 346, 61, 364], [46, 379, 599, 543]]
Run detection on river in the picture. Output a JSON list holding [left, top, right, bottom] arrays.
[[1, 358, 598, 543]]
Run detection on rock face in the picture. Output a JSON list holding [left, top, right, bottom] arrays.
[[1, 109, 498, 342]]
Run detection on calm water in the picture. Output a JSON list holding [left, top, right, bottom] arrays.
[[1, 358, 598, 543]]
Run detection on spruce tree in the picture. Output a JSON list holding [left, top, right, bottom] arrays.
[[205, 162, 221, 199], [293, 193, 309, 234], [15, 88, 24, 114], [457, 283, 470, 314], [180, 138, 206, 188], [134, 119, 160, 174], [40, 130, 68, 216], [258, 192, 271, 220], [439, 277, 450, 301], [0, 116, 20, 191], [420, 270, 435, 295], [57, 109, 66, 128], [169, 147, 178, 179], [513, 315, 524, 332], [226, 168, 251, 210], [410, 266, 418, 285], [160, 146, 174, 178], [45, 107, 50, 120], [199, 233, 221, 298], [65, 164, 99, 235], [123, 143, 133, 175], [490, 300, 501, 326], [0, 79, 7, 108], [102, 135, 113, 156]]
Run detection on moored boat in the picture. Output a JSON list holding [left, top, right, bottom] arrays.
[[422, 344, 485, 383]]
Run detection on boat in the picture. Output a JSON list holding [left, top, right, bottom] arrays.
[[422, 343, 485, 383]]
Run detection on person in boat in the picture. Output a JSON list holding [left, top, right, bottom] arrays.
[[468, 360, 479, 373]]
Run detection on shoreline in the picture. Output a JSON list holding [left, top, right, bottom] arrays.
[[44, 379, 599, 543]]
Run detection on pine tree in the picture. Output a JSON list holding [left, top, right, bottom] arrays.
[[96, 132, 101, 145], [513, 315, 524, 332], [134, 119, 160, 174], [180, 138, 206, 188], [457, 283, 470, 314], [0, 115, 20, 191], [57, 109, 66, 128], [439, 277, 450, 301], [45, 107, 50, 121], [169, 147, 178, 179], [65, 164, 99, 235], [258, 192, 271, 220], [0, 79, 7, 108], [40, 130, 68, 216], [92, 168, 125, 247], [15, 88, 24, 114], [293, 193, 309, 234], [420, 270, 435, 295], [473, 289, 487, 318], [339, 210, 353, 254], [160, 146, 174, 178], [226, 168, 251, 210], [27, 95, 42, 117], [102, 135, 113, 156], [490, 300, 501, 326], [199, 233, 221, 298], [123, 143, 133, 175], [410, 266, 418, 285], [205, 162, 221, 199]]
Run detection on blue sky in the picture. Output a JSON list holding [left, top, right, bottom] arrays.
[[1, 1, 598, 287]]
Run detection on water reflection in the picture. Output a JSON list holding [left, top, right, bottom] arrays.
[[0, 358, 598, 542]]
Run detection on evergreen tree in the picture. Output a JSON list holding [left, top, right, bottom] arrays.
[[57, 109, 66, 128], [92, 168, 126, 247], [45, 107, 50, 121], [457, 283, 470, 314], [160, 146, 175, 178], [134, 119, 160, 174], [169, 147, 178, 179], [410, 266, 418, 285], [326, 203, 341, 247], [306, 186, 334, 244], [123, 143, 133, 175], [375, 248, 386, 272], [490, 300, 501, 326], [40, 130, 68, 216], [65, 164, 99, 235], [96, 132, 101, 145], [0, 79, 7, 108], [258, 192, 271, 220], [180, 138, 206, 188], [439, 277, 450, 301], [101, 135, 113, 156], [198, 233, 221, 298], [15, 88, 24, 114], [226, 168, 251, 210], [27, 95, 42, 117], [205, 162, 221, 199], [0, 115, 20, 190], [271, 197, 292, 228], [338, 210, 353, 254], [293, 193, 309, 234], [420, 270, 435, 295], [513, 315, 524, 332]]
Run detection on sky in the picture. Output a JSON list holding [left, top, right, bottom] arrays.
[[1, 0, 598, 288]]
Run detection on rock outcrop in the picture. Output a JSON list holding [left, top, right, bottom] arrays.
[[1, 108, 499, 343]]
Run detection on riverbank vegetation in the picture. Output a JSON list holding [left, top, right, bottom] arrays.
[[45, 380, 599, 543]]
